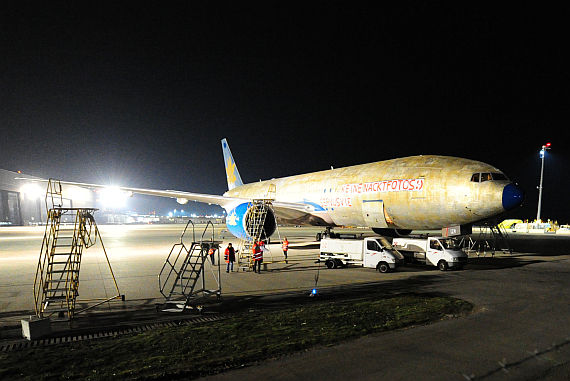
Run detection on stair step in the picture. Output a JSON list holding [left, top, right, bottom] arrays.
[[162, 307, 185, 313], [42, 307, 69, 313], [47, 270, 79, 274], [44, 294, 67, 299]]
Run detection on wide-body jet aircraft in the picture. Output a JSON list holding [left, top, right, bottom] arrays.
[[54, 138, 525, 240]]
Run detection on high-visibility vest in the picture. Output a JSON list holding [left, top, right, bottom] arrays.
[[282, 240, 289, 251], [225, 247, 235, 263], [208, 248, 215, 256], [253, 242, 263, 261]]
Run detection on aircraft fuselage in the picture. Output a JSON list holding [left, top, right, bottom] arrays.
[[224, 155, 524, 230]]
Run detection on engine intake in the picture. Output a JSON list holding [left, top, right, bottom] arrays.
[[226, 202, 276, 240]]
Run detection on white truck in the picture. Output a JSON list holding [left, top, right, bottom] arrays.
[[319, 236, 404, 273], [392, 236, 468, 271]]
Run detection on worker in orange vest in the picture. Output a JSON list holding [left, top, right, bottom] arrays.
[[282, 237, 289, 260], [252, 240, 267, 273], [208, 245, 216, 265], [224, 243, 235, 273]]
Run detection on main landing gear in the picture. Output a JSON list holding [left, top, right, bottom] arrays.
[[316, 227, 337, 241]]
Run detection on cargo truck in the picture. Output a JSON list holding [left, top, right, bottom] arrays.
[[392, 236, 468, 270], [319, 236, 404, 273]]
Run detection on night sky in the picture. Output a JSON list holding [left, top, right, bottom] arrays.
[[1, 2, 568, 221]]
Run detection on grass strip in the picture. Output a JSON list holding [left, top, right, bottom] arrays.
[[0, 293, 472, 380]]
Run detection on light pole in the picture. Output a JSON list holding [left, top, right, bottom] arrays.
[[536, 142, 551, 223]]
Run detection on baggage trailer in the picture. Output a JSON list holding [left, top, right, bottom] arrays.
[[392, 236, 468, 270], [319, 236, 404, 273]]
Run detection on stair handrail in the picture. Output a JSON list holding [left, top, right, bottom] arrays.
[[158, 219, 195, 298]]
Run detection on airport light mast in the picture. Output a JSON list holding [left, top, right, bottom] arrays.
[[536, 142, 551, 223]]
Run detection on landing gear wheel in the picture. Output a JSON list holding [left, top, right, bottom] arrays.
[[438, 260, 448, 271], [377, 262, 390, 273]]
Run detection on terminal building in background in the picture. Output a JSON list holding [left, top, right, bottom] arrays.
[[0, 169, 95, 226]]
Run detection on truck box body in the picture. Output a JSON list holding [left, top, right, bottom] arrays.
[[392, 236, 468, 270], [319, 236, 404, 272]]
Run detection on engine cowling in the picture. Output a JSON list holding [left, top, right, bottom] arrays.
[[225, 202, 276, 240]]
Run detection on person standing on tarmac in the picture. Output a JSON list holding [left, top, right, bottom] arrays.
[[252, 240, 268, 273], [282, 237, 289, 260], [252, 241, 262, 273], [225, 243, 235, 273], [208, 245, 216, 265]]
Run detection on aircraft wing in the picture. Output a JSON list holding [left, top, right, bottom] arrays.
[[50, 180, 321, 218], [51, 180, 243, 209]]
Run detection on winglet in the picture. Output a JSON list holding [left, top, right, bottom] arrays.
[[221, 138, 243, 190]]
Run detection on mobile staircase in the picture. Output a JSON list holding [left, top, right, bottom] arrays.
[[236, 199, 278, 271], [464, 221, 512, 257], [159, 221, 222, 313], [33, 179, 122, 320]]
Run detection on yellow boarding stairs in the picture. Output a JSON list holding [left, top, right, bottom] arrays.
[[159, 221, 222, 312], [33, 179, 122, 320]]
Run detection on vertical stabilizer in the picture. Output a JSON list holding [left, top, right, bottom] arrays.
[[221, 138, 244, 190]]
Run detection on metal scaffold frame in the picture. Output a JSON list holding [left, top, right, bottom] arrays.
[[461, 222, 512, 257]]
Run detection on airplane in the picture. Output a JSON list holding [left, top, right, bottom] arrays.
[[49, 138, 525, 240]]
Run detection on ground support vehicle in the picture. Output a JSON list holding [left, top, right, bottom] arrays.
[[319, 236, 404, 273], [392, 236, 468, 270]]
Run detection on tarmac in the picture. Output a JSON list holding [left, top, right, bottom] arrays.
[[2, 225, 570, 380]]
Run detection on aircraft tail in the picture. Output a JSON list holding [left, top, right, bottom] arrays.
[[221, 138, 244, 190]]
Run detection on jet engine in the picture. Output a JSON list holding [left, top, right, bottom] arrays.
[[225, 202, 276, 240]]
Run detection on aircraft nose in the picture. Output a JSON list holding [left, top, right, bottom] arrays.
[[502, 183, 525, 211]]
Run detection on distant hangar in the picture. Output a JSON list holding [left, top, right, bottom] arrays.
[[0, 169, 94, 226]]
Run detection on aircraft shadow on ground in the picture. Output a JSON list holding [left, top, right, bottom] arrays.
[[262, 255, 546, 274], [463, 256, 544, 271], [289, 243, 321, 250]]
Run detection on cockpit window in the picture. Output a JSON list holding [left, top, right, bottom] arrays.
[[471, 172, 509, 182], [491, 173, 508, 181]]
